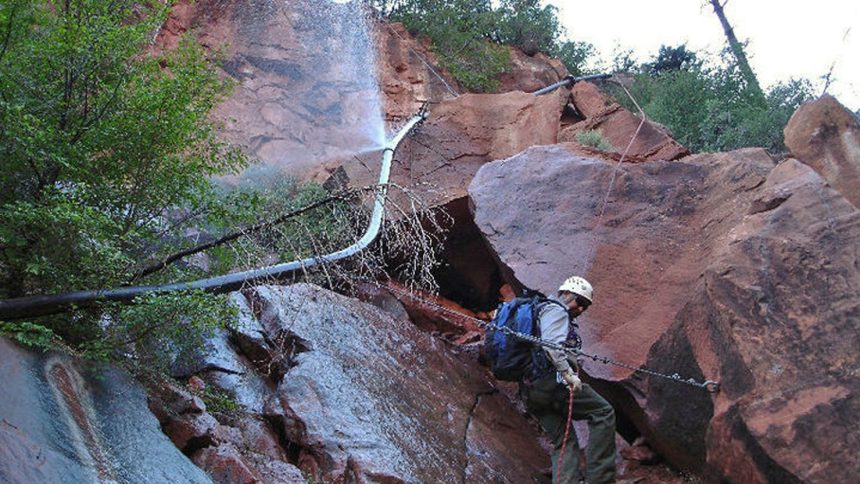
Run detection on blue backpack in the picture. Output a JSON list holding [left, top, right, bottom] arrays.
[[484, 295, 569, 382]]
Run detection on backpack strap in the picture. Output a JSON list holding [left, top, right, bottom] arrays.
[[537, 297, 582, 350], [542, 298, 568, 313], [529, 297, 564, 336]]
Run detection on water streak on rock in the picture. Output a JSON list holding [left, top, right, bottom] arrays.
[[46, 361, 114, 482]]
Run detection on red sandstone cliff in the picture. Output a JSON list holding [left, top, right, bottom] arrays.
[[2, 2, 857, 483]]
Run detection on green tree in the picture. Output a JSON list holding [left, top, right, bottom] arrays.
[[707, 0, 762, 97], [555, 40, 597, 77], [0, 0, 248, 351], [644, 44, 699, 75]]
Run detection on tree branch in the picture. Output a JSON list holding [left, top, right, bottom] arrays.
[[130, 186, 369, 281]]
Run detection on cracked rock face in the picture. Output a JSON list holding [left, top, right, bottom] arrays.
[[248, 283, 548, 482], [469, 144, 860, 481]]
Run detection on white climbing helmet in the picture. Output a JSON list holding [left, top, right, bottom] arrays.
[[558, 276, 593, 303]]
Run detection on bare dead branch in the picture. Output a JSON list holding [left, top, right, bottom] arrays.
[[132, 186, 370, 281]]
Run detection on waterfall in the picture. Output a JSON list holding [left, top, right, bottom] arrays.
[[218, 0, 387, 184]]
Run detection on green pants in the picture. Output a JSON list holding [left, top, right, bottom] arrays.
[[522, 374, 616, 484]]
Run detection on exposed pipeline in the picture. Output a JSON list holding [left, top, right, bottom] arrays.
[[533, 73, 612, 96], [0, 110, 429, 320]]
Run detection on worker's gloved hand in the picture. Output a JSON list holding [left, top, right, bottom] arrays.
[[559, 369, 582, 393]]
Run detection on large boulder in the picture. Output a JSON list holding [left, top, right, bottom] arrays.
[[496, 47, 569, 94], [468, 143, 860, 481], [784, 94, 860, 208], [0, 338, 211, 483]]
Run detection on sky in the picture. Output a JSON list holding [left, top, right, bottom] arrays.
[[546, 0, 860, 110]]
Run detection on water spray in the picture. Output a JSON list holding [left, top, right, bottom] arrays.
[[0, 109, 429, 320]]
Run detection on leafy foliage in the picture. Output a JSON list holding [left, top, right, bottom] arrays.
[[200, 178, 358, 277], [555, 40, 597, 77], [0, 320, 58, 349], [643, 44, 700, 75], [101, 290, 235, 370], [0, 1, 245, 299], [611, 46, 813, 154], [371, 0, 597, 91], [493, 0, 561, 56], [199, 386, 241, 414]]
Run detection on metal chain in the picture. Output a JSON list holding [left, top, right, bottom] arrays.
[[362, 278, 720, 393]]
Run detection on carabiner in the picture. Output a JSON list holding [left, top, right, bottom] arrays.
[[703, 381, 721, 393]]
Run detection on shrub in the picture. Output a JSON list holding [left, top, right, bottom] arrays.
[[575, 130, 613, 151], [555, 40, 598, 77], [493, 0, 561, 56], [374, 0, 596, 91]]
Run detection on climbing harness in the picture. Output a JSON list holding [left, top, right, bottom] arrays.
[[367, 278, 720, 393], [557, 385, 576, 484], [498, 322, 720, 393]]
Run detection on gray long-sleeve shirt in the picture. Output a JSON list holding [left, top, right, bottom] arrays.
[[538, 296, 576, 374]]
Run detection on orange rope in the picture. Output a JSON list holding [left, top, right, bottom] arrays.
[[556, 385, 576, 484]]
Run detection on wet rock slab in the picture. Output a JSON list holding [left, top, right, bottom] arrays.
[[248, 283, 549, 482], [0, 337, 211, 483]]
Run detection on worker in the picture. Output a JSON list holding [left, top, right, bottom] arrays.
[[521, 276, 616, 484]]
